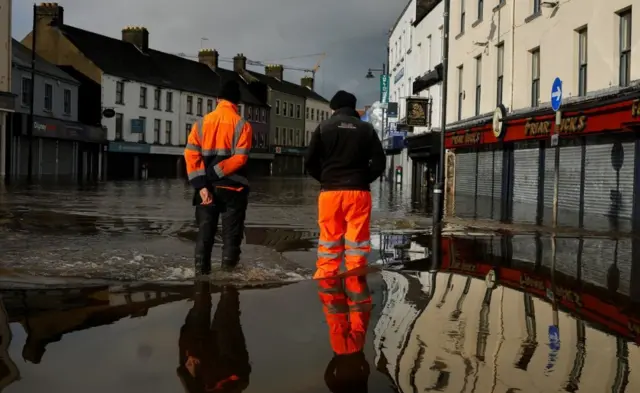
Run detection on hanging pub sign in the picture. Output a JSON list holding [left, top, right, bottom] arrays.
[[405, 97, 431, 128]]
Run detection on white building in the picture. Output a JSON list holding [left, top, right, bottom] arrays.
[[445, 0, 640, 227], [302, 75, 331, 146], [0, 0, 14, 181]]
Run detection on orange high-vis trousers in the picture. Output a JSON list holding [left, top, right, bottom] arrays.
[[318, 276, 372, 355], [315, 190, 372, 279]]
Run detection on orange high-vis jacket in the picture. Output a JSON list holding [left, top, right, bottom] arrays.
[[184, 100, 253, 191]]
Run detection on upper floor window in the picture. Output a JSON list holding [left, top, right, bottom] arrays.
[[247, 106, 253, 120], [460, 0, 466, 34], [165, 91, 173, 112], [275, 99, 281, 115], [311, 108, 314, 120], [283, 101, 288, 116], [138, 116, 147, 142], [531, 47, 540, 107], [154, 88, 161, 110], [577, 27, 588, 96], [289, 103, 294, 117], [187, 96, 193, 114], [619, 9, 632, 87], [116, 81, 124, 104], [63, 89, 71, 115], [496, 42, 504, 106], [477, 0, 483, 20], [475, 55, 482, 116], [44, 83, 53, 112], [296, 104, 301, 119], [197, 97, 203, 116], [457, 65, 464, 120], [261, 108, 267, 122], [115, 113, 123, 140], [165, 120, 172, 145], [153, 118, 161, 143], [139, 86, 147, 108], [185, 123, 192, 143], [306, 107, 310, 119], [533, 0, 541, 15], [207, 99, 213, 113], [21, 78, 31, 106]]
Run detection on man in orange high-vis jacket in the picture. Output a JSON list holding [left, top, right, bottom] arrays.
[[184, 80, 253, 275], [319, 275, 371, 393], [304, 90, 386, 280]]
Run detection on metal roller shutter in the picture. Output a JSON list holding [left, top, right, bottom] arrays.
[[583, 138, 634, 232], [454, 151, 477, 218], [40, 139, 58, 176], [492, 150, 503, 220], [512, 144, 540, 224], [57, 140, 75, 177], [557, 144, 582, 227], [542, 146, 555, 226], [476, 150, 493, 219]]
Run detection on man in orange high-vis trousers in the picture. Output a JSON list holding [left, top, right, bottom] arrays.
[[304, 90, 386, 280], [184, 80, 253, 275]]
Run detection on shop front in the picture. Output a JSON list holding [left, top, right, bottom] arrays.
[[406, 130, 440, 211], [445, 89, 640, 231], [272, 145, 305, 176], [9, 114, 106, 181]]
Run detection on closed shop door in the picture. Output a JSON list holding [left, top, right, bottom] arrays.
[[17, 136, 39, 177], [492, 150, 503, 220], [542, 145, 555, 225], [512, 143, 540, 224], [476, 150, 493, 219], [57, 140, 75, 177], [583, 136, 634, 232], [557, 141, 582, 227], [40, 139, 58, 176], [454, 151, 477, 218]]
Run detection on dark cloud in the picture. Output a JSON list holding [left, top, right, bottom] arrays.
[[11, 0, 405, 106]]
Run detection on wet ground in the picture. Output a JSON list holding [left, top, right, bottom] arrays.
[[1, 177, 640, 391]]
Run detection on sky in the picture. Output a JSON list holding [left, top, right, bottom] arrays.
[[11, 0, 406, 106]]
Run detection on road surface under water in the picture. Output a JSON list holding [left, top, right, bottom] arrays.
[[0, 177, 429, 282], [0, 232, 638, 392]]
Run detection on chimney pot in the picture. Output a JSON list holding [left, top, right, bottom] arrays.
[[233, 53, 247, 73], [265, 64, 284, 81], [122, 26, 150, 52], [198, 48, 219, 70], [301, 76, 314, 91], [36, 2, 64, 26]]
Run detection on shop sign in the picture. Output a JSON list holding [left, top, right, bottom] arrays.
[[272, 146, 306, 155], [450, 132, 480, 146], [150, 145, 183, 155], [108, 141, 151, 154], [523, 115, 587, 137], [524, 118, 552, 137], [25, 116, 106, 142], [33, 121, 56, 132], [405, 97, 430, 127]]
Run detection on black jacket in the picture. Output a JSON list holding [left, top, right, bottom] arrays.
[[304, 108, 386, 191]]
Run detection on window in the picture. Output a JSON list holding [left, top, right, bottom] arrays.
[[477, 0, 483, 20], [296, 129, 301, 146], [475, 55, 482, 115], [316, 109, 320, 120], [496, 42, 504, 106], [187, 96, 193, 114], [296, 104, 301, 119], [115, 113, 123, 140], [139, 86, 147, 108], [207, 99, 213, 113], [533, 0, 541, 14], [288, 128, 294, 145], [261, 108, 266, 122], [578, 28, 588, 96], [619, 10, 632, 87], [531, 48, 540, 107], [460, 0, 465, 34], [138, 117, 146, 142], [197, 98, 203, 116], [247, 106, 253, 120], [311, 108, 314, 120], [21, 78, 32, 106], [116, 81, 124, 104], [289, 103, 294, 117], [185, 123, 192, 142], [165, 120, 172, 144], [154, 88, 161, 110], [283, 101, 288, 116], [306, 107, 310, 119], [44, 83, 53, 111], [275, 99, 281, 115], [275, 126, 280, 143], [63, 89, 71, 115], [166, 91, 173, 112], [153, 119, 161, 143], [457, 65, 464, 121]]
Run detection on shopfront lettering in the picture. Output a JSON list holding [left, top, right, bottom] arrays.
[[632, 99, 640, 117], [524, 119, 551, 136], [553, 287, 583, 307], [33, 121, 55, 132], [450, 132, 480, 146], [556, 115, 587, 134], [520, 274, 545, 291]]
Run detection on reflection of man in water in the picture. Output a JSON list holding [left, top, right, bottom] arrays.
[[177, 282, 251, 392], [319, 275, 371, 393]]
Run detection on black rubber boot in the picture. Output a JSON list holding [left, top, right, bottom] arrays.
[[221, 257, 239, 272], [195, 256, 212, 276]]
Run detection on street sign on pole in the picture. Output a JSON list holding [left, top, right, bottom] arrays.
[[551, 77, 563, 112], [380, 75, 389, 104]]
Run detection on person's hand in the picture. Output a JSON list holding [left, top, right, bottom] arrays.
[[199, 188, 213, 205]]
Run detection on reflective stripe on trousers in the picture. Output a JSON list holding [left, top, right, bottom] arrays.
[[315, 190, 372, 279], [317, 277, 372, 355]]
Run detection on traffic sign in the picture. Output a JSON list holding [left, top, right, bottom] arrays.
[[551, 77, 563, 112]]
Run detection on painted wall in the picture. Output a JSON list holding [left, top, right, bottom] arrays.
[[270, 90, 305, 146], [12, 65, 79, 121], [304, 98, 331, 145]]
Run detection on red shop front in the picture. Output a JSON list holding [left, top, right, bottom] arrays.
[[445, 91, 640, 231]]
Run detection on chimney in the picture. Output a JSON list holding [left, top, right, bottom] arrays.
[[233, 53, 247, 73], [265, 64, 284, 81], [301, 76, 314, 91], [36, 2, 64, 26], [122, 26, 149, 52], [198, 49, 219, 70]]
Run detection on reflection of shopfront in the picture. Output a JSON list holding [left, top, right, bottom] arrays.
[[8, 114, 106, 181], [272, 145, 305, 176], [406, 131, 440, 211], [446, 90, 640, 231]]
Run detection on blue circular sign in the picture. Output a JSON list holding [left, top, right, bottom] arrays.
[[551, 77, 563, 112]]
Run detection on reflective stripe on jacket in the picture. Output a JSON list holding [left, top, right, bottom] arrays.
[[184, 100, 253, 191]]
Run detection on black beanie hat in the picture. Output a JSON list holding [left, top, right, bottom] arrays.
[[329, 90, 357, 110], [219, 80, 241, 104]]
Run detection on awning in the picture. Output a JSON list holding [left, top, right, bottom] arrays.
[[413, 63, 443, 95], [19, 114, 106, 143], [406, 131, 441, 161]]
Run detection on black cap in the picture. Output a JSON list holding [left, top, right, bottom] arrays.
[[329, 90, 357, 110], [218, 80, 241, 104]]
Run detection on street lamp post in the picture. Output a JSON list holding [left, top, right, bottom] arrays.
[[365, 63, 388, 142]]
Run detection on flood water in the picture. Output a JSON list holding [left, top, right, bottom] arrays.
[[0, 177, 639, 392]]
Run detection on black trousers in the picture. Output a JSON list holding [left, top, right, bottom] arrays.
[[195, 188, 248, 264]]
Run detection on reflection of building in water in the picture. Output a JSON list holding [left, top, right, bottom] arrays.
[[373, 272, 640, 392], [0, 299, 19, 391]]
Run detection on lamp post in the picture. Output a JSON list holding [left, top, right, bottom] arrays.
[[365, 63, 388, 142]]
